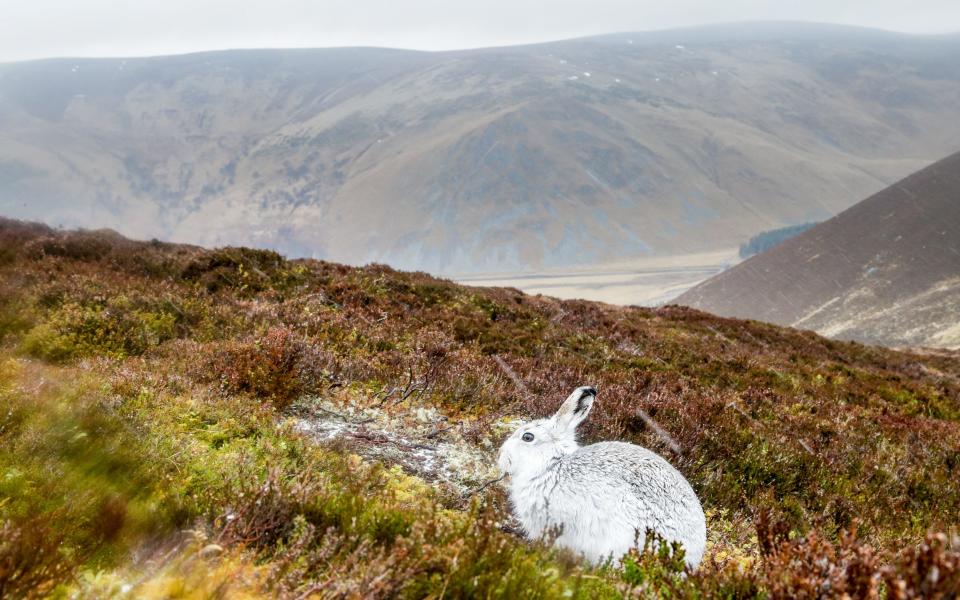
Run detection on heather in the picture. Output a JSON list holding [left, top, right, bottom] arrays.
[[0, 217, 958, 598]]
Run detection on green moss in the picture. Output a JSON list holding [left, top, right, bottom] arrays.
[[0, 362, 182, 576], [877, 385, 960, 421]]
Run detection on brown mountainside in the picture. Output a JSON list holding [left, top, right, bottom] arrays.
[[676, 150, 960, 348]]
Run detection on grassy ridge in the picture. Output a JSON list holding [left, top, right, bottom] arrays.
[[1, 217, 958, 597]]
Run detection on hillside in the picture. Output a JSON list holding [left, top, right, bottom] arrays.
[[2, 23, 960, 276], [676, 150, 960, 349], [1, 217, 959, 597]]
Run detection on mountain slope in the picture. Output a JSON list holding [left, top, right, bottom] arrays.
[[676, 150, 960, 348], [1, 217, 959, 595], [2, 23, 960, 274]]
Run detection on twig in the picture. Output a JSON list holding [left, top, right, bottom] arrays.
[[726, 400, 752, 420], [348, 430, 435, 452], [378, 355, 447, 407], [636, 407, 683, 455], [294, 581, 331, 600], [313, 405, 374, 425], [425, 424, 456, 439], [461, 474, 505, 499], [164, 297, 186, 318], [493, 355, 532, 400], [403, 441, 437, 451], [378, 366, 416, 406]]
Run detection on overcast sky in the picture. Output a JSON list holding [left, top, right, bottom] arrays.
[[2, 0, 959, 62]]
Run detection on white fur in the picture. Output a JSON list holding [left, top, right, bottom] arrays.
[[498, 386, 706, 568]]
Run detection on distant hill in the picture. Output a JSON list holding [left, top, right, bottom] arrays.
[[2, 23, 960, 275], [676, 150, 960, 348], [739, 222, 818, 258]]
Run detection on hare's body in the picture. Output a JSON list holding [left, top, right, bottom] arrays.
[[498, 387, 706, 568], [506, 441, 705, 567]]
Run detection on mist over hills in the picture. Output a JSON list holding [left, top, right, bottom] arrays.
[[2, 22, 960, 275], [676, 150, 960, 349]]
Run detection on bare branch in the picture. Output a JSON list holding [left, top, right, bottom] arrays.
[[461, 474, 505, 499], [636, 407, 683, 455], [493, 355, 532, 400]]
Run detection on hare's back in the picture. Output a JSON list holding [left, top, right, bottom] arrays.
[[562, 441, 705, 567], [566, 441, 698, 500]]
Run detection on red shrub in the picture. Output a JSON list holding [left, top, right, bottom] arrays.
[[883, 533, 960, 599], [210, 327, 335, 409]]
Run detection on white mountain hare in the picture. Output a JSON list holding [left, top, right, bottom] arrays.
[[498, 386, 706, 568]]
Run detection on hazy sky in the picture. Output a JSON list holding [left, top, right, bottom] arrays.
[[2, 0, 959, 62]]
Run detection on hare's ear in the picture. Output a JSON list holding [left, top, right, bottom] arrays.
[[553, 386, 596, 432]]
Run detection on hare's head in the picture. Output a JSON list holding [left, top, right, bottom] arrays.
[[497, 386, 596, 480]]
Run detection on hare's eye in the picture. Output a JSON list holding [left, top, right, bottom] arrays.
[[521, 432, 535, 442]]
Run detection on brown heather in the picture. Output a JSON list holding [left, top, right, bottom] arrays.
[[0, 217, 958, 598]]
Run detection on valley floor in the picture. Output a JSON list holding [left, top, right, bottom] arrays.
[[455, 249, 739, 306]]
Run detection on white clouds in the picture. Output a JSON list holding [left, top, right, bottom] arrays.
[[0, 0, 958, 62]]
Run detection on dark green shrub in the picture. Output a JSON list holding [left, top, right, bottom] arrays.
[[181, 247, 307, 295]]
